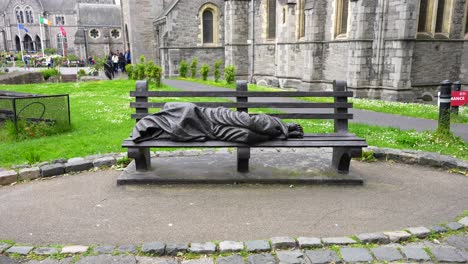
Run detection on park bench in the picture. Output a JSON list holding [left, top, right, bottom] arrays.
[[122, 80, 367, 177]]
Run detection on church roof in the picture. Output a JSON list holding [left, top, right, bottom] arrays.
[[155, 0, 180, 21], [78, 3, 121, 26], [42, 0, 78, 12]]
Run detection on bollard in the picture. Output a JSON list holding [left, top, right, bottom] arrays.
[[451, 81, 461, 115], [438, 80, 452, 133]]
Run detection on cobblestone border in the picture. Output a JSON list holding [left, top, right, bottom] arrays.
[[0, 147, 467, 186], [0, 217, 467, 263]]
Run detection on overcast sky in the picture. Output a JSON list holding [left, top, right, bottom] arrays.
[[115, 0, 120, 5]]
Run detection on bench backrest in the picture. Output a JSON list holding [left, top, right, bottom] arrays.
[[130, 80, 354, 133]]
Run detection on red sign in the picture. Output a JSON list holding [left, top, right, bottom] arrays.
[[451, 91, 468, 106]]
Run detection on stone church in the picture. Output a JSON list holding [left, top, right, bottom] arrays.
[[0, 0, 123, 59], [122, 0, 468, 101]]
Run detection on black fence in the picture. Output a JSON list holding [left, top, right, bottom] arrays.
[[0, 91, 70, 136]]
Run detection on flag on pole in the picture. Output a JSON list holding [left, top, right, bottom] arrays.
[[18, 23, 29, 33], [39, 17, 52, 26], [59, 25, 67, 36]]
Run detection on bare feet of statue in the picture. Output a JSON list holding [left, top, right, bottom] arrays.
[[286, 123, 304, 138]]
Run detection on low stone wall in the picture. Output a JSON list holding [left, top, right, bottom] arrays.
[[0, 71, 44, 85]]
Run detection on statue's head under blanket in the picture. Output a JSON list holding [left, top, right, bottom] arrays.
[[131, 102, 302, 144]]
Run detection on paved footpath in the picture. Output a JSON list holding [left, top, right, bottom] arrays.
[[164, 79, 468, 141]]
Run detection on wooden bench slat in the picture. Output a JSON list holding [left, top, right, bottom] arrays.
[[130, 91, 354, 98], [122, 139, 367, 148], [130, 102, 353, 109], [131, 113, 353, 120]]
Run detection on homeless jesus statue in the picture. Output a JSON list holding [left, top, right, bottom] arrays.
[[131, 102, 304, 143]]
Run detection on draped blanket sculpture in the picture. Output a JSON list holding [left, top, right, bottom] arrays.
[[131, 102, 303, 144]]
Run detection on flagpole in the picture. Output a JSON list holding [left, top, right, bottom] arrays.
[[39, 15, 45, 56], [17, 24, 24, 62]]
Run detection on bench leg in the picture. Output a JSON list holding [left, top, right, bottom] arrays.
[[237, 147, 250, 173], [332, 147, 362, 173], [128, 148, 151, 172]]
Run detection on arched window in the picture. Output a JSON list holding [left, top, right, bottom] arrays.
[[297, 0, 305, 39], [418, 0, 453, 37], [35, 35, 41, 51], [267, 0, 276, 39], [199, 3, 220, 45], [203, 10, 214, 43], [25, 7, 33, 24], [23, 34, 33, 51], [335, 0, 349, 37], [20, 11, 24, 24], [16, 7, 24, 24], [15, 35, 21, 51]]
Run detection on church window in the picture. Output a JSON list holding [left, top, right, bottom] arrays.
[[203, 10, 214, 43], [335, 0, 349, 38], [465, 3, 468, 36], [111, 29, 121, 39], [25, 7, 33, 24], [297, 0, 305, 39], [199, 3, 220, 45], [418, 0, 453, 37], [16, 7, 25, 24], [56, 16, 65, 25], [89, 29, 100, 39], [267, 0, 276, 39]]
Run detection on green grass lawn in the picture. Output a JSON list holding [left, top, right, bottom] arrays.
[[175, 77, 468, 124], [0, 79, 466, 168]]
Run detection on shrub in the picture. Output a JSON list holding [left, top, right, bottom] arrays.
[[135, 62, 146, 80], [199, 64, 210, 81], [44, 48, 56, 55], [190, 57, 198, 78], [213, 60, 222, 82], [41, 68, 60, 80], [125, 64, 134, 79], [179, 59, 188, 78], [77, 69, 87, 78], [224, 65, 236, 84], [145, 61, 163, 87]]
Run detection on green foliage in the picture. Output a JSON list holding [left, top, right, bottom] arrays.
[[40, 68, 60, 80], [23, 150, 41, 165], [359, 151, 377, 162], [135, 62, 146, 80], [44, 48, 57, 55], [213, 60, 222, 82], [179, 59, 188, 78], [145, 61, 163, 87], [223, 65, 236, 84], [77, 69, 87, 78], [117, 157, 132, 167], [139, 55, 146, 64], [125, 64, 134, 79], [199, 63, 210, 81], [190, 57, 198, 78], [66, 54, 78, 61]]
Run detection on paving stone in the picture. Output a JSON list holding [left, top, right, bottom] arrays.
[[0, 170, 17, 185], [61, 245, 89, 254], [68, 157, 84, 163], [219, 241, 244, 253], [0, 243, 11, 253], [26, 258, 73, 264], [276, 250, 304, 264], [189, 242, 216, 254], [356, 233, 390, 244], [247, 253, 276, 264], [406, 226, 431, 238], [93, 157, 116, 168], [445, 235, 468, 250], [165, 243, 188, 256], [118, 245, 138, 254], [52, 158, 67, 164], [217, 254, 245, 264], [459, 217, 468, 227], [41, 164, 65, 177], [400, 247, 431, 262], [141, 242, 166, 256], [136, 257, 178, 264], [93, 245, 115, 254], [431, 225, 448, 233], [459, 251, 468, 262], [34, 247, 59, 255], [340, 247, 373, 263], [245, 240, 271, 253], [370, 247, 403, 262], [18, 167, 40, 180], [383, 231, 411, 242], [0, 256, 20, 264], [446, 222, 464, 231], [182, 258, 214, 264], [270, 237, 296, 249], [296, 237, 321, 249], [64, 160, 93, 173], [321, 236, 356, 245], [6, 246, 34, 255], [76, 255, 136, 264], [12, 164, 30, 169], [304, 249, 340, 264], [430, 247, 466, 263]]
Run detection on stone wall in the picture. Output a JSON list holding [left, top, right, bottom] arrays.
[[0, 72, 44, 85]]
